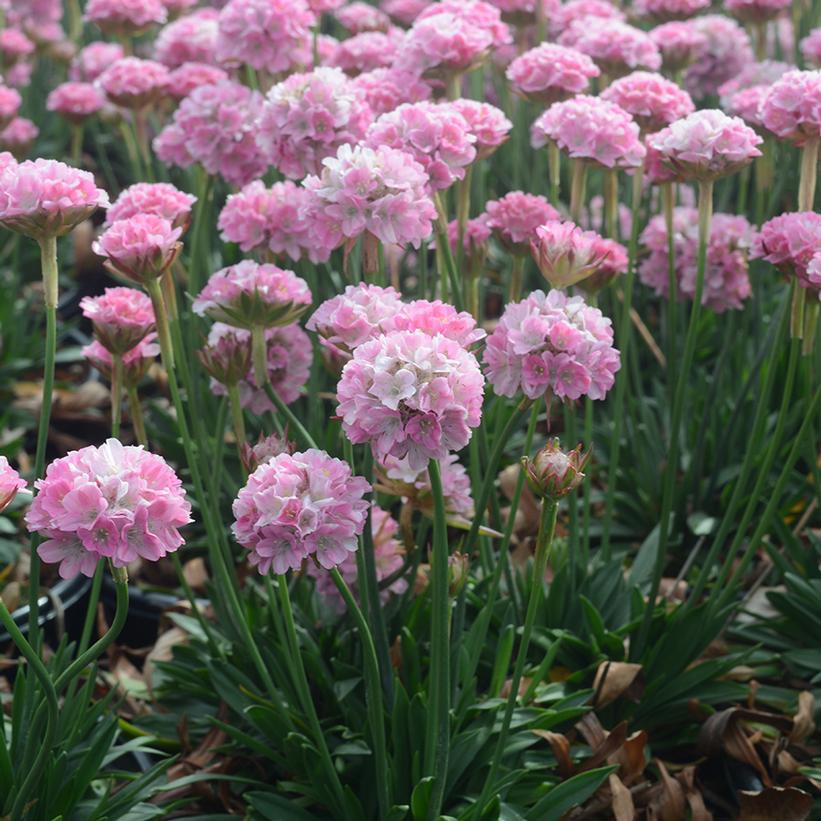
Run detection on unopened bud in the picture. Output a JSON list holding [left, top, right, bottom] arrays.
[[522, 438, 590, 500]]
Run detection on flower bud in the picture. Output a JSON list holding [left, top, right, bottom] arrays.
[[0, 456, 25, 514], [240, 432, 295, 474], [523, 439, 590, 500], [530, 220, 612, 289], [197, 329, 251, 388]]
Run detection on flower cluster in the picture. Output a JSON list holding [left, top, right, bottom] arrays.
[[506, 43, 600, 104], [753, 212, 821, 295], [330, 29, 403, 75], [559, 19, 661, 77], [601, 71, 695, 134], [98, 58, 170, 109], [165, 63, 230, 101], [351, 68, 431, 116], [451, 100, 512, 159], [84, 0, 167, 35], [550, 0, 624, 37], [649, 22, 706, 73], [336, 2, 392, 32], [106, 182, 196, 231], [46, 82, 106, 123], [71, 42, 125, 82], [27, 439, 191, 578], [801, 28, 821, 68], [531, 220, 617, 289], [0, 85, 21, 130], [632, 0, 709, 22], [726, 0, 791, 24], [685, 15, 753, 100], [760, 70, 821, 146], [83, 336, 160, 387], [0, 456, 25, 514], [154, 8, 219, 68], [80, 286, 156, 355], [484, 192, 560, 254], [93, 215, 182, 284]]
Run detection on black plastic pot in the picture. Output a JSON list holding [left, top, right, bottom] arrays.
[[100, 575, 179, 647]]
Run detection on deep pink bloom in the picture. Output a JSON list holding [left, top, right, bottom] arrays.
[[559, 19, 661, 76], [601, 71, 694, 133], [93, 215, 182, 284], [257, 67, 373, 180], [506, 43, 599, 104], [337, 2, 392, 32], [579, 236, 629, 293], [633, 0, 709, 22], [218, 181, 278, 253], [531, 95, 645, 169], [165, 63, 230, 100], [753, 212, 821, 296], [0, 28, 34, 65], [640, 208, 755, 312], [760, 70, 821, 146], [382, 299, 486, 347], [483, 289, 620, 402], [531, 220, 614, 289], [233, 448, 370, 574], [550, 0, 624, 37], [83, 335, 160, 387], [727, 0, 791, 24], [0, 85, 21, 130], [801, 28, 821, 68], [47, 82, 106, 123], [216, 0, 315, 75], [685, 15, 753, 100], [80, 286, 156, 355], [0, 158, 109, 240], [71, 42, 125, 82], [484, 191, 560, 254], [649, 21, 706, 73], [0, 117, 37, 158], [154, 8, 219, 68], [647, 109, 762, 182], [451, 99, 512, 159], [193, 260, 312, 329], [721, 85, 769, 128], [350, 68, 432, 116], [0, 456, 26, 514], [106, 182, 196, 231], [27, 439, 191, 577], [98, 58, 170, 109], [329, 29, 404, 75], [84, 0, 168, 34], [447, 215, 492, 256], [337, 330, 485, 470]]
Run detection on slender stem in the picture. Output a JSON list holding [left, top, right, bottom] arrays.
[[662, 182, 678, 383], [227, 382, 247, 452], [509, 256, 525, 303], [433, 193, 465, 311], [262, 382, 317, 450], [126, 385, 148, 446], [70, 124, 83, 166], [548, 143, 561, 208], [754, 21, 767, 60], [250, 325, 267, 388], [110, 354, 124, 439], [604, 169, 619, 239], [798, 137, 818, 212], [569, 160, 588, 223]]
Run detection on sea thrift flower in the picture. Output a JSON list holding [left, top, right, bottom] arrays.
[[330, 29, 404, 75], [601, 71, 694, 133], [753, 212, 821, 295], [351, 68, 432, 116], [215, 0, 315, 75], [647, 109, 762, 182], [240, 433, 295, 474], [106, 183, 196, 231], [632, 0, 709, 22], [366, 102, 477, 190], [302, 143, 437, 249], [46, 82, 105, 123], [80, 286, 156, 355], [0, 158, 109, 241], [685, 15, 754, 100], [218, 181, 278, 253], [579, 236, 629, 294], [83, 335, 160, 387], [727, 0, 791, 24], [381, 0, 428, 26], [198, 326, 252, 389], [559, 19, 661, 76], [718, 60, 790, 101], [0, 117, 37, 158], [483, 289, 620, 402], [531, 95, 646, 169], [256, 67, 373, 180], [232, 449, 370, 574], [71, 42, 125, 82], [0, 28, 34, 66], [337, 2, 391, 32], [806, 253, 821, 293], [84, 0, 168, 35], [523, 439, 589, 500], [0, 456, 26, 513], [27, 439, 191, 577], [165, 63, 230, 100], [154, 8, 219, 67], [550, 0, 624, 37], [382, 300, 486, 347], [721, 85, 770, 128], [451, 100, 512, 159], [98, 58, 170, 109], [93, 215, 182, 284], [531, 220, 614, 289], [447, 216, 491, 258], [801, 29, 821, 68], [484, 192, 560, 254], [649, 22, 706, 74], [192, 260, 312, 329], [640, 208, 755, 311], [760, 70, 821, 146], [0, 85, 21, 130], [506, 43, 599, 104]]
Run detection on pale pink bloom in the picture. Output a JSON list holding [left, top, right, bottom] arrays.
[[483, 289, 620, 402], [350, 67, 432, 116], [366, 102, 477, 190], [0, 85, 21, 129], [106, 182, 196, 231], [531, 220, 615, 289], [46, 82, 105, 123], [0, 158, 109, 240], [632, 0, 709, 22], [193, 260, 312, 329], [216, 0, 315, 75], [578, 236, 628, 293], [301, 143, 437, 249], [80, 286, 155, 355], [0, 28, 34, 65], [263, 182, 332, 263], [550, 0, 624, 37], [337, 330, 485, 470], [719, 62, 790, 128], [5, 0, 61, 32], [484, 191, 560, 254], [806, 252, 821, 293], [753, 212, 821, 295], [381, 0, 428, 26], [153, 80, 268, 187], [0, 117, 37, 158], [531, 95, 646, 169], [83, 335, 160, 386], [165, 63, 229, 100], [218, 180, 278, 253], [415, 0, 511, 46], [560, 18, 661, 76], [727, 0, 790, 24], [506, 43, 599, 104], [3, 61, 31, 90], [233, 448, 370, 574], [647, 109, 763, 182], [760, 70, 821, 146], [451, 99, 512, 160], [722, 86, 770, 128], [0, 456, 26, 514], [307, 0, 344, 11], [93, 215, 182, 284], [206, 322, 312, 414], [98, 58, 170, 109], [70, 42, 125, 82], [382, 299, 486, 347], [601, 71, 694, 133], [640, 208, 755, 312], [447, 215, 492, 256], [84, 0, 168, 34], [801, 28, 821, 68], [256, 67, 373, 180], [649, 21, 706, 74], [28, 439, 191, 576], [685, 15, 754, 100], [337, 2, 392, 32], [310, 33, 342, 68], [154, 8, 219, 68], [330, 29, 404, 75]]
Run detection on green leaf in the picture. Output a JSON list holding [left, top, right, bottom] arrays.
[[525, 766, 617, 820], [411, 776, 435, 821], [245, 791, 321, 821]]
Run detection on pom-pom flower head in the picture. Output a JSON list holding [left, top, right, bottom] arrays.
[[685, 15, 753, 100], [337, 330, 485, 471], [531, 220, 614, 289], [26, 439, 192, 579], [506, 43, 600, 105], [80, 286, 155, 355], [0, 118, 38, 160], [83, 335, 160, 387], [71, 42, 125, 82], [523, 439, 589, 500], [98, 58, 170, 109], [106, 182, 196, 232], [93, 215, 182, 284], [0, 456, 26, 514], [46, 82, 106, 123], [601, 71, 695, 134], [649, 21, 706, 74], [753, 212, 821, 296], [801, 29, 821, 68], [165, 63, 230, 101], [632, 0, 709, 22], [337, 2, 392, 32], [84, 0, 168, 35], [232, 448, 370, 575], [484, 192, 561, 255], [154, 8, 219, 68], [0, 85, 21, 130], [760, 70, 821, 146], [559, 19, 662, 77], [451, 99, 512, 160]]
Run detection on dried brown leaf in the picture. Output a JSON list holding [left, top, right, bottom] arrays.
[[533, 730, 574, 778], [609, 773, 635, 821], [789, 692, 815, 744], [144, 627, 189, 696], [592, 662, 644, 708], [736, 786, 812, 820], [654, 759, 686, 821]]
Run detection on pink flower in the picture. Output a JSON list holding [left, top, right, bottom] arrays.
[[218, 181, 278, 253], [232, 448, 371, 574], [0, 85, 21, 129], [647, 109, 762, 182], [0, 117, 37, 158], [350, 67, 432, 116], [0, 28, 34, 65], [685, 15, 753, 100], [83, 335, 160, 386], [483, 289, 620, 401], [206, 322, 312, 414], [0, 456, 26, 514], [337, 330, 485, 470], [0, 158, 109, 240], [760, 70, 821, 146], [550, 0, 624, 37], [722, 86, 769, 128], [256, 67, 373, 180], [601, 71, 694, 133], [93, 215, 182, 284], [192, 260, 312, 329], [106, 182, 196, 231], [559, 18, 661, 76], [330, 29, 404, 75], [632, 0, 709, 22], [98, 58, 170, 109], [649, 21, 706, 73], [337, 2, 392, 32], [240, 433, 295, 474], [451, 99, 512, 159], [807, 252, 821, 293], [488, 0, 559, 26], [307, 0, 344, 12], [153, 80, 268, 187], [46, 82, 106, 123], [154, 8, 219, 68], [301, 143, 437, 248], [506, 43, 599, 104], [71, 42, 126, 82], [801, 28, 821, 69], [447, 215, 492, 256], [484, 192, 560, 254], [215, 0, 315, 75], [579, 236, 629, 293], [640, 208, 755, 312], [727, 0, 791, 24], [366, 102, 477, 190], [162, 0, 199, 11], [531, 220, 614, 289], [383, 299, 486, 347], [753, 212, 821, 295], [165, 63, 230, 100], [84, 0, 168, 35], [381, 0, 428, 26], [531, 95, 646, 169], [719, 62, 790, 128], [80, 286, 156, 355]]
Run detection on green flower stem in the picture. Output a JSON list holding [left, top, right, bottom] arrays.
[[662, 182, 678, 384], [569, 159, 588, 223], [476, 497, 559, 815], [127, 385, 148, 446], [798, 136, 818, 212], [275, 575, 347, 818], [227, 382, 247, 454], [633, 179, 713, 659], [110, 354, 124, 439], [581, 397, 593, 560], [600, 165, 643, 558], [604, 168, 619, 239], [425, 458, 452, 821], [262, 382, 317, 451], [456, 166, 474, 276], [509, 255, 526, 303], [250, 324, 267, 389], [188, 170, 212, 296], [548, 143, 561, 208], [433, 192, 465, 312], [329, 567, 391, 817], [70, 124, 83, 166]]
